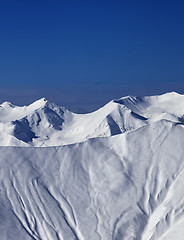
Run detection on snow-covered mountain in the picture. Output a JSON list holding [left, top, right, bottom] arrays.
[[1, 92, 184, 239], [1, 91, 184, 147]]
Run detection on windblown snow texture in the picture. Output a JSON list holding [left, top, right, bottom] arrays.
[[1, 92, 184, 239]]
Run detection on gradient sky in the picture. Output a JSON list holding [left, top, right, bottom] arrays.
[[0, 1, 184, 112]]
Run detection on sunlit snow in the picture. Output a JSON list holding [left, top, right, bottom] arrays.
[[1, 92, 184, 239]]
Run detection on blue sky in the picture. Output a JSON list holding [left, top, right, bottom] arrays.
[[0, 1, 184, 112]]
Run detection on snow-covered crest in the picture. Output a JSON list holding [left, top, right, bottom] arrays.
[[0, 92, 183, 147]]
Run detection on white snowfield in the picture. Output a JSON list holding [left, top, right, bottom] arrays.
[[1, 92, 184, 239]]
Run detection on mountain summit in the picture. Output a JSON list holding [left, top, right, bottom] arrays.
[[1, 92, 184, 240]]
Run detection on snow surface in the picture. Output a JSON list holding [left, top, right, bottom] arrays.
[[1, 92, 184, 239]]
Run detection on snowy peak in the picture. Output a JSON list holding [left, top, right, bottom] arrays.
[[28, 97, 48, 109], [0, 97, 50, 123], [113, 91, 184, 114], [0, 98, 68, 146], [0, 101, 15, 108], [113, 92, 184, 123]]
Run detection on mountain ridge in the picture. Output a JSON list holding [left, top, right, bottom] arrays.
[[0, 91, 183, 147]]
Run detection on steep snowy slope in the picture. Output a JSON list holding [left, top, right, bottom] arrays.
[[1, 92, 184, 240], [1, 119, 184, 239]]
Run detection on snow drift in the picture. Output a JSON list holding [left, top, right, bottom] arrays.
[[1, 92, 184, 239]]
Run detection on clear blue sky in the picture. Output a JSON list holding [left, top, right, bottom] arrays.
[[0, 1, 184, 112]]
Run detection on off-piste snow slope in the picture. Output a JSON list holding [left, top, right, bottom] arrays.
[[1, 92, 184, 239]]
